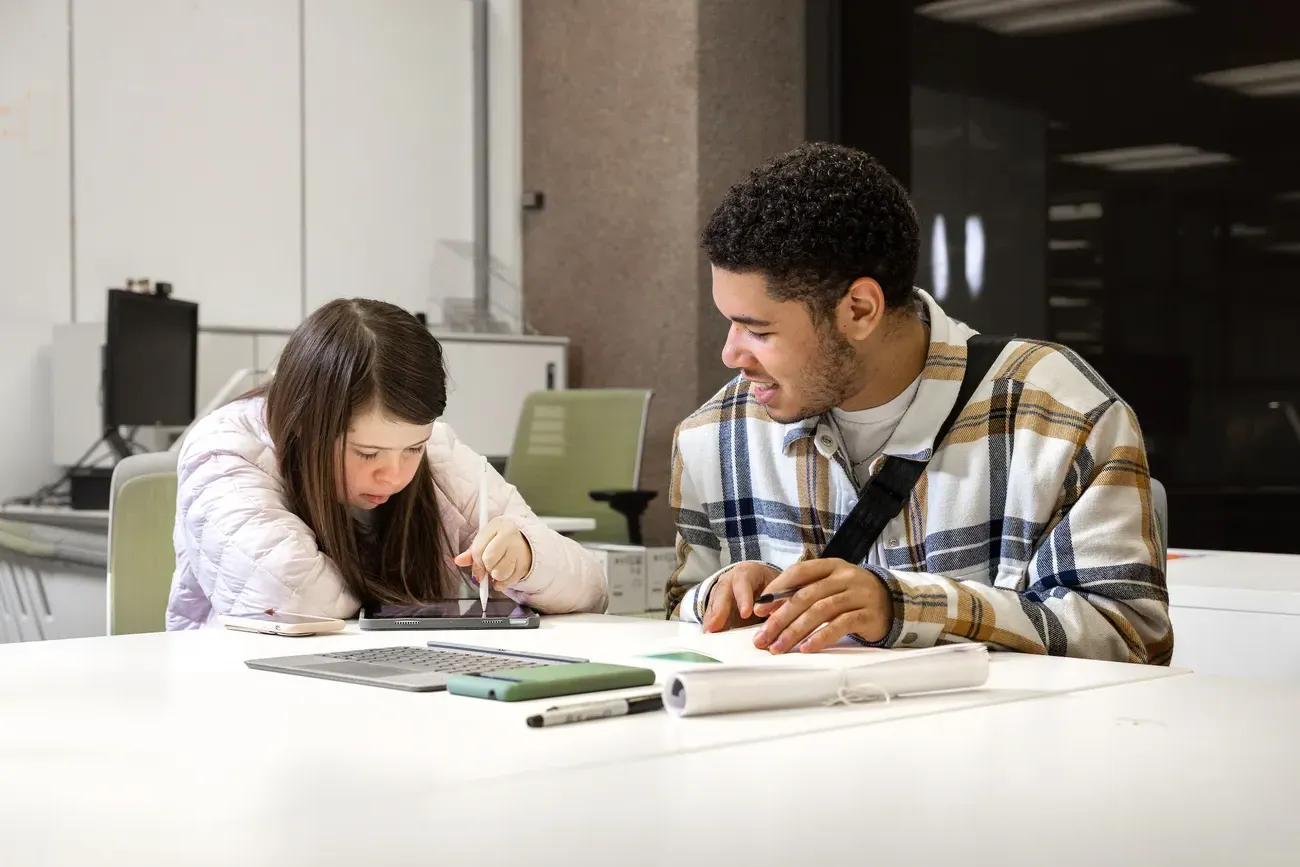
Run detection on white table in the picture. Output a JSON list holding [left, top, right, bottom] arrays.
[[339, 673, 1295, 867], [0, 616, 1183, 864], [1167, 549, 1300, 680], [18, 664, 1293, 867]]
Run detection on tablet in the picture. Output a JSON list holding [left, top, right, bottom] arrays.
[[358, 598, 540, 631]]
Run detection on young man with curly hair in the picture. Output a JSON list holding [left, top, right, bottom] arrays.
[[666, 142, 1172, 665]]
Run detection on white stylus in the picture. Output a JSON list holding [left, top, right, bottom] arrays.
[[478, 456, 490, 616]]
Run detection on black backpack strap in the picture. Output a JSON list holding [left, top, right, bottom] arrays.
[[820, 334, 1013, 564]]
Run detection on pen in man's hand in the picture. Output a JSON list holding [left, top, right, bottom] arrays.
[[754, 588, 797, 604]]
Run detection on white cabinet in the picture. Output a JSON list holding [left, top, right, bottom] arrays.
[[438, 334, 567, 458], [0, 562, 105, 643], [35, 567, 106, 640], [197, 333, 257, 414], [53, 325, 568, 466]]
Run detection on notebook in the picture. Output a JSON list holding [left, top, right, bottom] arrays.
[[645, 625, 898, 668]]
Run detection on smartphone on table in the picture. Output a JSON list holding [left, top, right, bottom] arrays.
[[218, 609, 346, 637]]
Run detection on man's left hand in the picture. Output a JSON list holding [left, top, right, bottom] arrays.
[[750, 559, 893, 653]]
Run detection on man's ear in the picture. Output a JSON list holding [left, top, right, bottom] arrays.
[[837, 277, 887, 341]]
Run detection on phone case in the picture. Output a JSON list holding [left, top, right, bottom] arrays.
[[218, 615, 344, 636], [445, 662, 656, 702]]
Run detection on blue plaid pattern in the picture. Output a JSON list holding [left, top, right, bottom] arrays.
[[666, 291, 1172, 665]]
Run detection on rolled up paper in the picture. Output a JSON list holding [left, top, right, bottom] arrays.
[[661, 643, 989, 717]]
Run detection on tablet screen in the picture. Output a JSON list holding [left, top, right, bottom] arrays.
[[362, 599, 531, 619]]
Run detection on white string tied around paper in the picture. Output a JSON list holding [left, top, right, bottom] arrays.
[[823, 673, 893, 708]]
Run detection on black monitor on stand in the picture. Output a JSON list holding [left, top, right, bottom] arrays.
[[101, 288, 200, 461]]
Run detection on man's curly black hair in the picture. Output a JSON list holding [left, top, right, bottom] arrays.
[[701, 142, 920, 319]]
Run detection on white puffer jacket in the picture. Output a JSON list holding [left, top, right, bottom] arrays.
[[165, 398, 608, 629]]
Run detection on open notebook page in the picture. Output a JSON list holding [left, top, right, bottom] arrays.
[[644, 625, 978, 670]]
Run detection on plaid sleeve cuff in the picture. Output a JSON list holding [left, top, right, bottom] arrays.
[[676, 575, 713, 624], [676, 560, 782, 624], [850, 567, 947, 649]]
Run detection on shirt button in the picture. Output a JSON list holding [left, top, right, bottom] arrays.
[[818, 435, 835, 451], [887, 538, 900, 548], [902, 632, 917, 645]]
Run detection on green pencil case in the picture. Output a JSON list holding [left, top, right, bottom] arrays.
[[446, 661, 656, 702]]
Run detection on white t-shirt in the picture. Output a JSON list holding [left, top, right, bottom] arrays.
[[829, 375, 922, 567], [831, 375, 922, 487]]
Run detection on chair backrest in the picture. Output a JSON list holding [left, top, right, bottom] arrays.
[[504, 389, 652, 543], [108, 450, 180, 635], [1150, 477, 1169, 560]]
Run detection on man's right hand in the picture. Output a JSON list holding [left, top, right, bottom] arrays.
[[703, 562, 781, 633]]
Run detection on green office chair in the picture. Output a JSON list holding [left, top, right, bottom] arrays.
[[107, 451, 180, 635], [504, 389, 655, 544]]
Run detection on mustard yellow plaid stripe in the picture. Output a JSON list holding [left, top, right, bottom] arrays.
[[666, 325, 1172, 664]]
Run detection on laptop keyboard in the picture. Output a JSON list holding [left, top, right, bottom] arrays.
[[321, 646, 547, 674]]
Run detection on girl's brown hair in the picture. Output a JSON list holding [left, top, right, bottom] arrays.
[[255, 298, 456, 605]]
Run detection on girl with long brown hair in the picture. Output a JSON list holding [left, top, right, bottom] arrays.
[[165, 298, 607, 627]]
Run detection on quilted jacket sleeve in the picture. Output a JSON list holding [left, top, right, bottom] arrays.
[[171, 429, 359, 623], [434, 425, 608, 614]]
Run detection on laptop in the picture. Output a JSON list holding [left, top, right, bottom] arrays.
[[245, 641, 588, 692]]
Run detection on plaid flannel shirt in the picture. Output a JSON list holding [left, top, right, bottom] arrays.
[[666, 290, 1173, 665]]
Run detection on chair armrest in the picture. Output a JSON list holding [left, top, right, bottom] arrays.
[[589, 489, 658, 545]]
